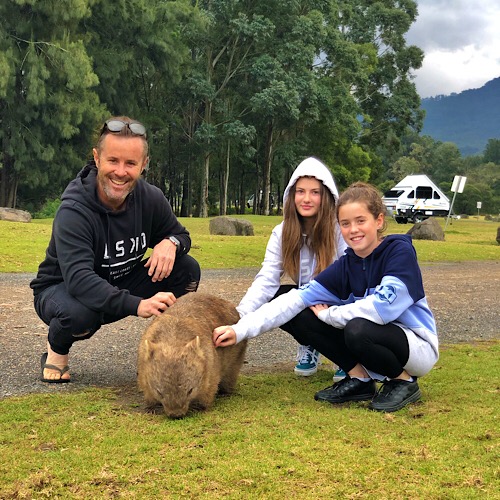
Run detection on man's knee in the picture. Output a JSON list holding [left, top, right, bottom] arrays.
[[35, 284, 102, 335], [171, 254, 201, 294], [46, 301, 102, 354], [184, 256, 200, 292], [64, 301, 102, 335]]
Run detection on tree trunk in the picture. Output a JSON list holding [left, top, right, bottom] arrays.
[[0, 152, 17, 208], [220, 140, 230, 216], [180, 167, 191, 217], [167, 124, 177, 213], [181, 102, 197, 217], [262, 120, 274, 216], [238, 179, 245, 214], [199, 96, 213, 218], [200, 152, 210, 218], [0, 159, 6, 207]]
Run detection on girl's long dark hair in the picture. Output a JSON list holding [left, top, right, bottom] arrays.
[[282, 177, 338, 281]]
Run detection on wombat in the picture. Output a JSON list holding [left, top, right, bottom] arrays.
[[137, 293, 247, 418]]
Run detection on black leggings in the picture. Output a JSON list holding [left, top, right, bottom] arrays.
[[275, 285, 410, 379]]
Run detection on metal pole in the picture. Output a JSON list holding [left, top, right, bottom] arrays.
[[445, 191, 458, 230]]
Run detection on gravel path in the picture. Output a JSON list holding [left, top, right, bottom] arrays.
[[0, 261, 499, 400]]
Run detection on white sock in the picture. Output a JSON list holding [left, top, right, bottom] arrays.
[[388, 376, 414, 383]]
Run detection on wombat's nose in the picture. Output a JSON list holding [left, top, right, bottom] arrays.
[[164, 405, 189, 419], [166, 411, 187, 419]]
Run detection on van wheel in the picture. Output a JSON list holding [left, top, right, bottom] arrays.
[[412, 213, 426, 223]]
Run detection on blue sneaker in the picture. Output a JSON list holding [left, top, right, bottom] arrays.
[[333, 367, 347, 383], [294, 345, 320, 376]]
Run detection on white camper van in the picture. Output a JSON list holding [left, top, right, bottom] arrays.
[[382, 175, 450, 224]]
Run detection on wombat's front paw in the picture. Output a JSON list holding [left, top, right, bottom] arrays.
[[217, 383, 236, 395], [190, 399, 211, 412]]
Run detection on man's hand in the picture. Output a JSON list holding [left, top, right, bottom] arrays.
[[213, 325, 237, 347], [144, 238, 177, 282], [137, 292, 176, 318], [310, 303, 328, 317]]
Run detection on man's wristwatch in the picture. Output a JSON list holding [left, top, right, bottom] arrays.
[[168, 236, 180, 248]]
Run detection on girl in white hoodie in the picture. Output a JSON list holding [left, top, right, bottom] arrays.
[[236, 157, 347, 376]]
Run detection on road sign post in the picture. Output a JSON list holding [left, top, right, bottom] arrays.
[[445, 175, 467, 230]]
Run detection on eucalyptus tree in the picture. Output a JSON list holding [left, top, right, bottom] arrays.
[[166, 0, 425, 216], [218, 119, 255, 215], [84, 0, 199, 201], [245, 0, 425, 204], [0, 0, 104, 209], [459, 154, 500, 214], [171, 1, 273, 217], [483, 139, 500, 165], [428, 141, 463, 186], [173, 1, 327, 216], [255, 10, 325, 213], [327, 0, 425, 165]]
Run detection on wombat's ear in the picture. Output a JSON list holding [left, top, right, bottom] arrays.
[[185, 336, 204, 357], [144, 339, 156, 360]]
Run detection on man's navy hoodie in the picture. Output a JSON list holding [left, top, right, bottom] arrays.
[[30, 162, 191, 317]]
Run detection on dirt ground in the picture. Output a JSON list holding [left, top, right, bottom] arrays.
[[0, 261, 499, 401]]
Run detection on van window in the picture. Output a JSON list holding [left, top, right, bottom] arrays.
[[433, 192, 441, 199], [408, 190, 415, 198], [415, 186, 433, 198], [383, 189, 404, 198]]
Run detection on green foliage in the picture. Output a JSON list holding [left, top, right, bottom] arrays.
[[0, 0, 106, 208], [483, 138, 500, 164], [0, 0, 197, 211], [380, 132, 500, 214], [33, 198, 62, 219], [0, 342, 498, 498], [4, 0, 497, 221]]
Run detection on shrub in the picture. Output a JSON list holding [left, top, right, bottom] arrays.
[[34, 198, 61, 219]]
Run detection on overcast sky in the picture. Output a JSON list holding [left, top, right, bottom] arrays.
[[406, 0, 500, 98]]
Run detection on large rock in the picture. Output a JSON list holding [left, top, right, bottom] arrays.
[[0, 207, 31, 223], [209, 216, 254, 236], [406, 217, 444, 241]]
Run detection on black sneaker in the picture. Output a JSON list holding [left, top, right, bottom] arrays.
[[369, 378, 421, 412], [314, 376, 376, 404]]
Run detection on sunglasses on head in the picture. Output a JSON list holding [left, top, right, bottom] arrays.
[[101, 119, 147, 137]]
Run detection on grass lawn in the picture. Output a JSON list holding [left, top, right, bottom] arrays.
[[0, 342, 498, 498], [0, 215, 499, 273]]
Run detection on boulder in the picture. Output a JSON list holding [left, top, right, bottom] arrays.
[[209, 216, 254, 236], [406, 217, 444, 241], [0, 207, 32, 223]]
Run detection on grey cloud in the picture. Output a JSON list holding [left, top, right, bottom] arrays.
[[407, 1, 491, 51]]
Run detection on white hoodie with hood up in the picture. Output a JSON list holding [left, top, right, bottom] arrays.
[[236, 157, 347, 318]]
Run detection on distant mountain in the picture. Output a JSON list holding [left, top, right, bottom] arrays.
[[420, 77, 500, 156]]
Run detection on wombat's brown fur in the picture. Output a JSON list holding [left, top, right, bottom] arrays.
[[137, 293, 247, 418]]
